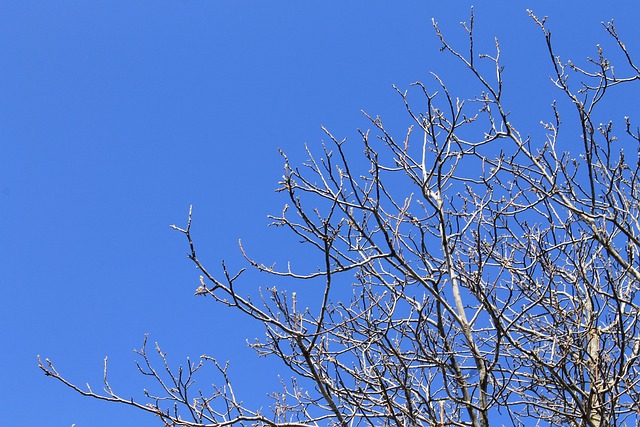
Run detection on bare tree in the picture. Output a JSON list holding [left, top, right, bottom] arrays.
[[40, 10, 640, 427]]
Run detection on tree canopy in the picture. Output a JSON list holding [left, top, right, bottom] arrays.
[[41, 9, 640, 427]]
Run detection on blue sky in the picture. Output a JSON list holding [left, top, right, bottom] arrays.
[[2, 2, 639, 426]]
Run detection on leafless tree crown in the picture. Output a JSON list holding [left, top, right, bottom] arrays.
[[40, 10, 640, 427]]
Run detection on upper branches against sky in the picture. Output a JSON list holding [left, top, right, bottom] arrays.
[[40, 10, 640, 427]]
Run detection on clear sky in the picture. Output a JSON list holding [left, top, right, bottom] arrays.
[[2, 1, 639, 426]]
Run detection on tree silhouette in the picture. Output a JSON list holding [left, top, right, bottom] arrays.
[[40, 10, 640, 427]]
